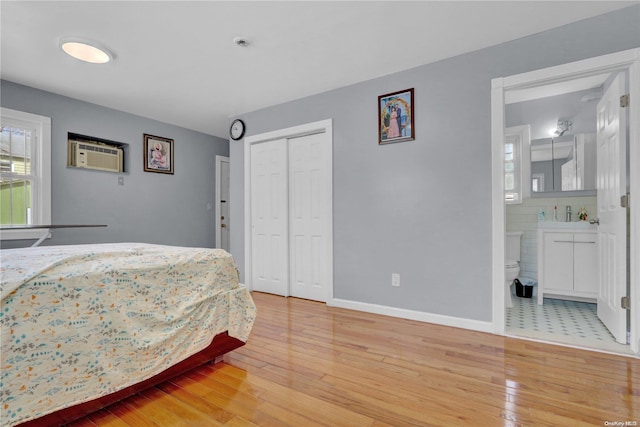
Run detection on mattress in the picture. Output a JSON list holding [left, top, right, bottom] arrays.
[[0, 243, 256, 426]]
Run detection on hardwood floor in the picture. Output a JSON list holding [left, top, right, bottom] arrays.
[[70, 291, 639, 426]]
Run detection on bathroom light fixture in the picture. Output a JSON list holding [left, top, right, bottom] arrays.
[[59, 37, 113, 64], [553, 119, 572, 137]]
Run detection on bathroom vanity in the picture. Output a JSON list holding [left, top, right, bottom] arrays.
[[537, 222, 598, 304]]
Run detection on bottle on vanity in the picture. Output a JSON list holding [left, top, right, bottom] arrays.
[[538, 208, 546, 222]]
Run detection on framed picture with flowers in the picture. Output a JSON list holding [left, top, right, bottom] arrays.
[[143, 134, 174, 174]]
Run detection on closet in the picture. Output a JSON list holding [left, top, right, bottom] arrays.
[[247, 121, 332, 302]]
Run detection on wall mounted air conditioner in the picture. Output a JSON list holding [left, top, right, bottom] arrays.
[[68, 140, 123, 173]]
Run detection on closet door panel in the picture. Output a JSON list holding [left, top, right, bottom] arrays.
[[250, 139, 289, 295], [289, 133, 329, 301]]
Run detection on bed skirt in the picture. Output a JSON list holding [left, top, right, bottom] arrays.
[[15, 331, 244, 427]]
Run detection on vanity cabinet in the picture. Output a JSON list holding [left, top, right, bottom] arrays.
[[537, 228, 598, 304]]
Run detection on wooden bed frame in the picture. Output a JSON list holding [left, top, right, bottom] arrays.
[[16, 332, 244, 427]]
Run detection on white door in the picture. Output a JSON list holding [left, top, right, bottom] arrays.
[[250, 139, 289, 296], [248, 128, 332, 302], [596, 72, 627, 344], [289, 133, 330, 301], [216, 156, 230, 251]]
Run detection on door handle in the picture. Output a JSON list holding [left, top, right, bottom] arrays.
[[589, 218, 600, 225]]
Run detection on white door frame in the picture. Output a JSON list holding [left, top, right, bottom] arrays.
[[491, 48, 640, 354], [215, 155, 230, 249], [243, 119, 334, 302]]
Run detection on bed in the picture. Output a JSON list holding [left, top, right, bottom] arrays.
[[0, 243, 256, 427]]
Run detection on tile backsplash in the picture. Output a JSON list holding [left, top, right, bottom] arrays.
[[506, 196, 597, 281]]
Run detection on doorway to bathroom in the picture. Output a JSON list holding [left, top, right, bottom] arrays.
[[490, 48, 640, 356]]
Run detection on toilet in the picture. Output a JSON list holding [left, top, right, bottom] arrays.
[[505, 231, 523, 308]]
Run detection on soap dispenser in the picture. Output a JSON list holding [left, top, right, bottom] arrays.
[[538, 208, 546, 222]]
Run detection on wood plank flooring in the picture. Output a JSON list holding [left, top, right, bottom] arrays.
[[70, 291, 639, 426]]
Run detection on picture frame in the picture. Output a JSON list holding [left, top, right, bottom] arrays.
[[378, 88, 414, 144], [143, 134, 174, 174]]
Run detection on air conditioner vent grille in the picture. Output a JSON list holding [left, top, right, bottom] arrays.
[[78, 143, 120, 156]]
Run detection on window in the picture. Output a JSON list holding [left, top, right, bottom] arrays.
[[504, 125, 531, 204], [0, 108, 51, 240], [504, 137, 518, 202], [532, 173, 545, 193]]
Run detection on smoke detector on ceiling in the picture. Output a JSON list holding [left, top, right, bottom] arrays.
[[233, 37, 249, 47]]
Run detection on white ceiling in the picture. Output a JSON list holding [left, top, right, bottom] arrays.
[[1, 1, 637, 138]]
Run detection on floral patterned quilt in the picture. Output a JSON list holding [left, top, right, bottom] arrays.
[[0, 243, 256, 426]]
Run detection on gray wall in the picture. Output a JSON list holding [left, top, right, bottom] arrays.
[[229, 6, 640, 322], [1, 80, 228, 249]]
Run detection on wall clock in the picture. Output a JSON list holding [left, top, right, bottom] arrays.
[[230, 119, 245, 140]]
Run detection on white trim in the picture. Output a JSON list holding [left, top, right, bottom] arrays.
[[502, 49, 640, 90], [329, 298, 494, 333], [243, 119, 333, 302], [491, 48, 640, 356], [0, 108, 51, 241], [243, 139, 251, 290], [215, 155, 229, 249], [491, 78, 507, 335], [629, 52, 640, 354]]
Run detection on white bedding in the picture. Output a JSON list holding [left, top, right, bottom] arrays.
[[0, 243, 256, 426]]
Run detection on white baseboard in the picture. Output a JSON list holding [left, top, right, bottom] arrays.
[[328, 298, 494, 333]]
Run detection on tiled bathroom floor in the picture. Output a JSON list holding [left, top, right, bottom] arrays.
[[506, 296, 633, 355]]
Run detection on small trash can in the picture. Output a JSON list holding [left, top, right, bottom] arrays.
[[514, 277, 536, 298]]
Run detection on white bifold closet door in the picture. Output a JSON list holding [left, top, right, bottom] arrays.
[[250, 132, 330, 302]]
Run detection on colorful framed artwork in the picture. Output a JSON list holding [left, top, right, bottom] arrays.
[[143, 134, 174, 174], [378, 88, 414, 145]]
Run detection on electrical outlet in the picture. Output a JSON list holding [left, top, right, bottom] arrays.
[[118, 176, 124, 186], [392, 273, 400, 287]]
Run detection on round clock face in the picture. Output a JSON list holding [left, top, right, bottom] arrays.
[[230, 119, 245, 140]]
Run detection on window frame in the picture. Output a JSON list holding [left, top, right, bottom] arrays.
[[0, 108, 51, 240], [504, 125, 531, 205], [532, 173, 545, 193]]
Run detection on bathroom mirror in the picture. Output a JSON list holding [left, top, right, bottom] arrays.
[[505, 81, 604, 197], [530, 133, 596, 194]]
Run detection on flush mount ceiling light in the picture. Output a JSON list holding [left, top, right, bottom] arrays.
[[59, 37, 113, 64]]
